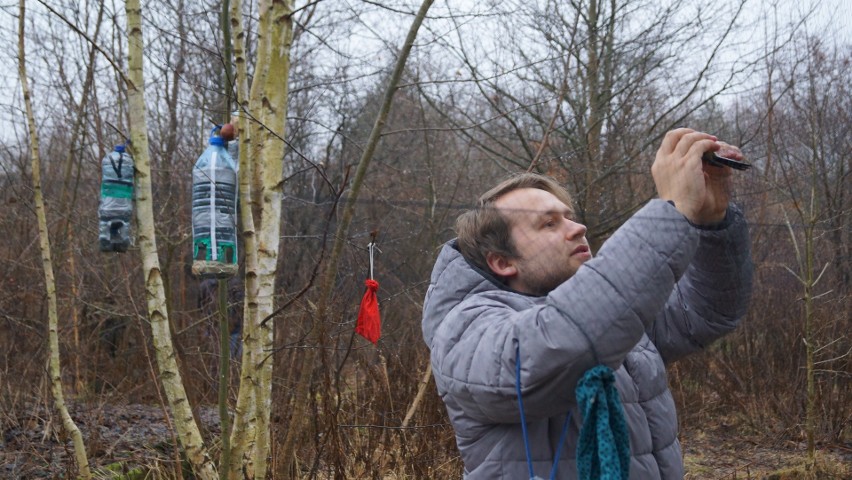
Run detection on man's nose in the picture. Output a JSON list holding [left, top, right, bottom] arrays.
[[564, 219, 587, 239]]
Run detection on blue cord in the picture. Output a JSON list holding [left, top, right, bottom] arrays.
[[515, 343, 573, 480], [515, 344, 536, 479], [549, 405, 573, 480]]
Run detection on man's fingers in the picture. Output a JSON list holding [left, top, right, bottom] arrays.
[[670, 131, 717, 163], [682, 137, 720, 166], [659, 128, 694, 155]]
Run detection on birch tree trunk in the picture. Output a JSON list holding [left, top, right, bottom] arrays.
[[17, 1, 90, 477], [125, 1, 217, 478], [252, 2, 294, 477], [228, 1, 268, 477], [225, 0, 294, 477]]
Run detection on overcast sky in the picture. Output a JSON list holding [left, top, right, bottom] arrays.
[[0, 0, 849, 149]]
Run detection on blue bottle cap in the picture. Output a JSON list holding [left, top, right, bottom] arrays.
[[114, 145, 126, 153], [208, 126, 225, 146]]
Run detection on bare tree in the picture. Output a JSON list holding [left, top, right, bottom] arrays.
[[17, 0, 91, 477], [125, 0, 218, 478], [220, 1, 297, 478], [772, 36, 851, 464], [227, 0, 264, 476], [420, 0, 763, 245]]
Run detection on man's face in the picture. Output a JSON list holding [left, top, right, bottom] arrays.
[[490, 188, 591, 296]]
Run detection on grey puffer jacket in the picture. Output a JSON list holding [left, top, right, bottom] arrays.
[[422, 199, 753, 479]]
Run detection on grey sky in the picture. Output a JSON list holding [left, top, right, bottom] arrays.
[[0, 0, 849, 148]]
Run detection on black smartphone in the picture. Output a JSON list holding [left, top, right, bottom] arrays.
[[702, 152, 752, 170]]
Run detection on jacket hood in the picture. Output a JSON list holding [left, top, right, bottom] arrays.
[[422, 240, 507, 347]]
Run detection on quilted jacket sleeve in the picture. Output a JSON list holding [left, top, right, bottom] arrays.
[[428, 200, 705, 424], [648, 204, 753, 363]]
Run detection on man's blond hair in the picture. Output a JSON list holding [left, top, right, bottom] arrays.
[[455, 173, 574, 273]]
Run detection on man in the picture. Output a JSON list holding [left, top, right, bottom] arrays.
[[422, 128, 753, 479]]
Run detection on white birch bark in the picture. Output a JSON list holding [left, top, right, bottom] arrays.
[[125, 1, 217, 478], [227, 0, 263, 477], [252, 2, 295, 477], [17, 2, 91, 477]]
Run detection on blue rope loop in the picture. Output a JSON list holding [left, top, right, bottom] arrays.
[[515, 344, 630, 480], [515, 344, 572, 480], [575, 365, 630, 480]]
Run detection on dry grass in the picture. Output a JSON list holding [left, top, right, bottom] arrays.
[[681, 419, 851, 479]]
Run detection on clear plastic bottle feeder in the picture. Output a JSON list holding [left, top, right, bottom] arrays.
[[98, 144, 134, 252], [192, 126, 239, 278]]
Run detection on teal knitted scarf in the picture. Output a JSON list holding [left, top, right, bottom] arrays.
[[516, 344, 630, 480], [575, 365, 630, 480]]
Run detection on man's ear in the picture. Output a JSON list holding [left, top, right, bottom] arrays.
[[486, 252, 517, 278]]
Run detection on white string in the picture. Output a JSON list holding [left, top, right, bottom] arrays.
[[368, 242, 375, 280]]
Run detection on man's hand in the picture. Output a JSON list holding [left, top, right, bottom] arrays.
[[652, 129, 741, 225]]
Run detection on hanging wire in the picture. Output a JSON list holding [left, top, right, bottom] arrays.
[[368, 241, 375, 280]]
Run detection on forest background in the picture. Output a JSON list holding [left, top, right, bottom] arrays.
[[0, 0, 849, 478]]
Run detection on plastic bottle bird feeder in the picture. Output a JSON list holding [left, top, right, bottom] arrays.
[[98, 144, 134, 252], [191, 127, 239, 278]]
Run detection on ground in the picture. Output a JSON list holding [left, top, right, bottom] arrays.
[[680, 422, 851, 479], [2, 401, 850, 479]]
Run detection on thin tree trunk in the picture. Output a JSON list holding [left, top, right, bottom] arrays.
[[804, 221, 816, 464], [228, 1, 265, 478], [221, 0, 234, 122], [583, 0, 616, 244], [218, 279, 232, 480], [219, 2, 234, 477], [125, 1, 217, 478], [402, 363, 432, 428], [58, 0, 105, 397], [278, 1, 435, 476], [783, 192, 820, 469], [252, 2, 295, 477], [17, 1, 90, 477]]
